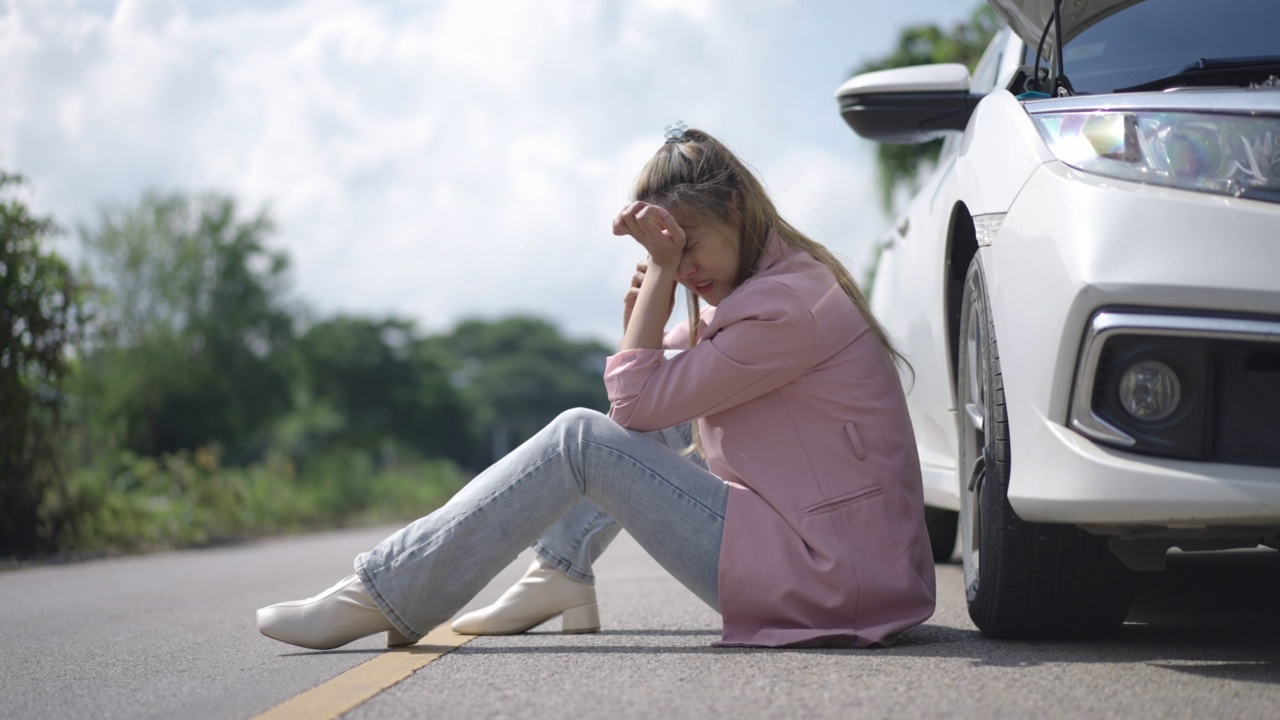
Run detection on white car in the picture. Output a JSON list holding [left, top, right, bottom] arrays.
[[836, 0, 1280, 638]]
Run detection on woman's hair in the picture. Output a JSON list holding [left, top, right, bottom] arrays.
[[633, 128, 909, 369]]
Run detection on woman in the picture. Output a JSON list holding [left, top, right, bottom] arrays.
[[256, 126, 935, 649]]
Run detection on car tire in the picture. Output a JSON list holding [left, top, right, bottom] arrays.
[[956, 257, 1133, 638], [924, 507, 958, 563]]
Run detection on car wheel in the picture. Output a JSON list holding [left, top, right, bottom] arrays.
[[924, 507, 958, 563], [956, 257, 1133, 638]]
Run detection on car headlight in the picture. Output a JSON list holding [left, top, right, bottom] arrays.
[[1032, 110, 1280, 201]]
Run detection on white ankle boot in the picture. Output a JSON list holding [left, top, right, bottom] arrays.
[[256, 575, 414, 650], [451, 557, 600, 635]]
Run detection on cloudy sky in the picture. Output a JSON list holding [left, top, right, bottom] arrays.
[[1, 0, 979, 345]]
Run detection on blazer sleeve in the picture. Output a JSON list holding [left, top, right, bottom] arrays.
[[661, 305, 715, 351], [605, 281, 816, 431]]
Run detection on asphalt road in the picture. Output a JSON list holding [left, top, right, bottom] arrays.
[[3, 526, 1280, 719]]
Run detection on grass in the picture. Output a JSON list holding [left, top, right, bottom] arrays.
[[25, 445, 469, 560]]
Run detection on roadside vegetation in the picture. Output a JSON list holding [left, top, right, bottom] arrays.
[[1, 177, 609, 562]]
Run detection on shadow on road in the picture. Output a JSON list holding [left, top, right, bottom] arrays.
[[870, 549, 1280, 684], [453, 550, 1280, 686]]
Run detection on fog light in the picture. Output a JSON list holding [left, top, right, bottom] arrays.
[[1118, 360, 1181, 421]]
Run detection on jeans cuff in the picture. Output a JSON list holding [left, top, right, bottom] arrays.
[[532, 543, 595, 585], [355, 554, 427, 640]]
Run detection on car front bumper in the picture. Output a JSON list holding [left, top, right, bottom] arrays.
[[985, 160, 1280, 529]]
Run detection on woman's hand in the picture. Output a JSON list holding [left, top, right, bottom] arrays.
[[622, 260, 676, 333], [612, 202, 686, 270], [614, 204, 682, 351]]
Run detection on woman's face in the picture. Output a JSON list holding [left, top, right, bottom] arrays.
[[668, 206, 741, 306]]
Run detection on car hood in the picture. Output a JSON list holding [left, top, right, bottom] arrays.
[[989, 0, 1144, 49]]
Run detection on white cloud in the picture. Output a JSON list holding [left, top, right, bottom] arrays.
[[0, 0, 971, 344]]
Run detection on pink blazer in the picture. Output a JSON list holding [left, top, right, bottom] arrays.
[[604, 234, 936, 647]]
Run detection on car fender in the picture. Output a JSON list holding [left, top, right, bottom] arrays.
[[953, 90, 1054, 216]]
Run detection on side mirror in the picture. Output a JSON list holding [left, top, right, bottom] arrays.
[[835, 63, 982, 144]]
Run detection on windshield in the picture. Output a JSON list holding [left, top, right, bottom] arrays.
[[1025, 0, 1280, 95]]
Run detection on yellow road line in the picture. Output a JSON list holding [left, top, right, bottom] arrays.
[[253, 628, 474, 720]]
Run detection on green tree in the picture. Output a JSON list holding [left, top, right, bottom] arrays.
[[287, 316, 474, 466], [856, 3, 1001, 211], [77, 192, 294, 462], [0, 171, 81, 556], [429, 316, 610, 466]]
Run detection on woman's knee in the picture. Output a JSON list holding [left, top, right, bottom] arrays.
[[550, 407, 611, 434], [546, 408, 629, 451]]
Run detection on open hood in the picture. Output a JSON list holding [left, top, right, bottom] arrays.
[[989, 0, 1144, 51]]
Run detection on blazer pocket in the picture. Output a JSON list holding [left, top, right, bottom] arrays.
[[802, 484, 885, 516], [844, 421, 866, 460]]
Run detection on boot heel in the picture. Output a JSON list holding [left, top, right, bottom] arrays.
[[560, 603, 600, 634], [386, 627, 415, 647]]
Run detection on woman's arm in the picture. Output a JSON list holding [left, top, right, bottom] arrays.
[[607, 280, 820, 431], [622, 260, 680, 344], [620, 264, 678, 351], [613, 202, 685, 351]]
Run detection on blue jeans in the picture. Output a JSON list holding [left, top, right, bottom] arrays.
[[356, 409, 727, 640], [533, 421, 706, 584]]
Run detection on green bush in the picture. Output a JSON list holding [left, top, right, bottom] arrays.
[[58, 445, 467, 555]]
